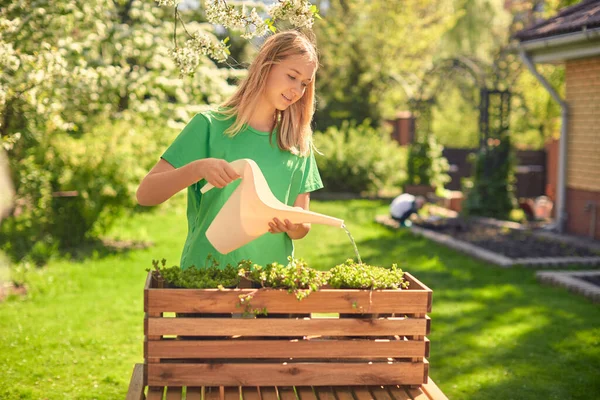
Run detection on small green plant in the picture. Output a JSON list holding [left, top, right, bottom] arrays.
[[237, 257, 330, 301], [147, 255, 240, 289], [328, 259, 410, 290]]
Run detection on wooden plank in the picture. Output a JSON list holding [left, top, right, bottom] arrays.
[[147, 317, 428, 337], [404, 386, 429, 400], [351, 386, 373, 400], [147, 362, 426, 387], [369, 386, 393, 400], [421, 378, 449, 400], [147, 339, 427, 359], [295, 386, 317, 400], [204, 387, 220, 400], [185, 387, 202, 400], [125, 364, 146, 400], [224, 386, 240, 400], [147, 288, 430, 314], [276, 386, 297, 400], [241, 386, 261, 400], [313, 387, 336, 400], [332, 386, 354, 400], [147, 386, 164, 400], [385, 385, 411, 400], [260, 387, 278, 400], [165, 386, 182, 400], [403, 274, 432, 313]]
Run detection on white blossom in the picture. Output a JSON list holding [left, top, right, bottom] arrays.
[[156, 0, 180, 7]]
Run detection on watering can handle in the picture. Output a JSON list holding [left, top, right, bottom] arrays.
[[199, 159, 248, 194]]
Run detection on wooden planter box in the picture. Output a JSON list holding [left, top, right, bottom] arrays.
[[144, 271, 432, 388]]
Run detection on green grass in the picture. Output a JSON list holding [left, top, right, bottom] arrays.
[[1, 197, 599, 399]]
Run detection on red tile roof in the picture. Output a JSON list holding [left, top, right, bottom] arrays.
[[515, 0, 600, 42]]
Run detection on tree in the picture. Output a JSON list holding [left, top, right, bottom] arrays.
[[313, 0, 459, 129]]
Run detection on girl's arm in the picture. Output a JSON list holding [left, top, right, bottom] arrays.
[[269, 192, 312, 240], [136, 158, 239, 206]]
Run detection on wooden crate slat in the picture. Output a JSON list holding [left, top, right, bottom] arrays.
[[224, 386, 240, 400], [421, 378, 449, 400], [147, 317, 428, 337], [147, 290, 429, 314], [331, 386, 354, 400], [146, 273, 430, 314], [241, 386, 261, 400], [259, 387, 278, 400], [147, 339, 427, 359], [385, 385, 411, 400], [165, 386, 182, 400], [351, 386, 373, 400], [295, 386, 317, 400], [147, 387, 165, 400], [185, 387, 202, 400], [276, 386, 297, 400], [147, 362, 426, 387]]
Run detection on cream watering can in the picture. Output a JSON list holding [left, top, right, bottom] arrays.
[[201, 159, 344, 254]]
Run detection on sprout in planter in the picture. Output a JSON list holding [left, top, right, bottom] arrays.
[[328, 259, 409, 290]]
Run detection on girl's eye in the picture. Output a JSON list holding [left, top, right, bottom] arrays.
[[288, 75, 296, 81]]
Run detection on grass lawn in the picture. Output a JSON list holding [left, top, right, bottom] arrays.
[[1, 197, 599, 399]]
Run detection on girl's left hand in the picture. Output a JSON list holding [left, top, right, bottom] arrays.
[[268, 218, 300, 234]]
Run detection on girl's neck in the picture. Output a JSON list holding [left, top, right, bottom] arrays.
[[247, 97, 277, 133]]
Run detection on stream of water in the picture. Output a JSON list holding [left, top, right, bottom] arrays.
[[341, 223, 362, 264]]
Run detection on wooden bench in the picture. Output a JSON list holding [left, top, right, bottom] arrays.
[[126, 363, 449, 400]]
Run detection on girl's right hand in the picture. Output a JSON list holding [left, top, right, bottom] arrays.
[[196, 158, 240, 189]]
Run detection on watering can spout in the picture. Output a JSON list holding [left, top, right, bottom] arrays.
[[200, 159, 344, 254]]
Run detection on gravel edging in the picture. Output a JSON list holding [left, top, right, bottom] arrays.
[[375, 215, 600, 268], [537, 271, 600, 303]]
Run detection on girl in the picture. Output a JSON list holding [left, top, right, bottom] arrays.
[[136, 30, 323, 270]]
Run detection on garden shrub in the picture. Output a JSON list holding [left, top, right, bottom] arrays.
[[462, 136, 516, 220], [406, 134, 451, 191], [0, 113, 177, 263], [314, 120, 407, 195]]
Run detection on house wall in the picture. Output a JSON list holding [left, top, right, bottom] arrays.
[[565, 56, 600, 240]]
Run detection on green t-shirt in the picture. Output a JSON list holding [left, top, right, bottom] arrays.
[[161, 110, 324, 270]]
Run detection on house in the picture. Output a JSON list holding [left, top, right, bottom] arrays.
[[515, 0, 600, 240]]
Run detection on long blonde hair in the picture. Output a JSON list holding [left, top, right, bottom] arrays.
[[219, 30, 318, 157]]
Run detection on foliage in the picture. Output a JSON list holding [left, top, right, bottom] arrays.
[[149, 256, 240, 289], [0, 114, 178, 263], [313, 0, 458, 128], [238, 257, 329, 301], [0, 0, 239, 261], [406, 134, 451, 191], [314, 120, 407, 194], [462, 137, 516, 220], [328, 259, 409, 290]]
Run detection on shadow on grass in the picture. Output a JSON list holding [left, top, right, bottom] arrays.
[[58, 237, 154, 263]]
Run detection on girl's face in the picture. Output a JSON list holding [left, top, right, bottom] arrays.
[[263, 54, 316, 111]]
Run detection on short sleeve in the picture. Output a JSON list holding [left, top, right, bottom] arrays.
[[299, 150, 324, 193], [161, 113, 210, 168]]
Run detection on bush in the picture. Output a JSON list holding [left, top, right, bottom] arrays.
[[406, 134, 451, 191], [462, 136, 516, 220], [0, 113, 177, 263], [314, 120, 407, 195]]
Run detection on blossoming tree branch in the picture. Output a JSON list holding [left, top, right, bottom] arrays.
[[156, 0, 321, 75]]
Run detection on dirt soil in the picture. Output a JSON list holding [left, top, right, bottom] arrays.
[[577, 274, 600, 287], [414, 219, 600, 259]]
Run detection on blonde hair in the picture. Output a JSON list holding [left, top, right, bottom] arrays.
[[219, 30, 318, 156]]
